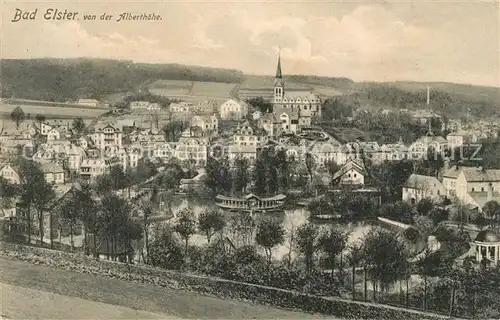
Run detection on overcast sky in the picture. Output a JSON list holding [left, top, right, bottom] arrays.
[[1, 0, 499, 86]]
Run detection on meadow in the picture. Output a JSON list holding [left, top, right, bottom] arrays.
[[0, 103, 108, 119]]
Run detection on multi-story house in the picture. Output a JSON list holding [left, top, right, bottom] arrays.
[[173, 130, 209, 167], [233, 121, 268, 147], [147, 103, 161, 111], [128, 128, 166, 146], [90, 123, 123, 149], [274, 107, 299, 135], [170, 102, 192, 114], [152, 142, 175, 162], [79, 159, 107, 180], [454, 167, 500, 211], [0, 164, 21, 184], [191, 115, 218, 133], [219, 99, 249, 121], [402, 174, 447, 204], [47, 126, 71, 141], [40, 163, 65, 184], [227, 145, 258, 163], [129, 101, 150, 110], [258, 113, 281, 138]]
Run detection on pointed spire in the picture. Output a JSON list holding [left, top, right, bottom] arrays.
[[275, 46, 282, 79]]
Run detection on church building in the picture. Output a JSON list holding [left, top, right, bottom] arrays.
[[272, 52, 322, 130]]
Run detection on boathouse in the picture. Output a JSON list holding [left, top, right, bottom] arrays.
[[215, 193, 286, 212]]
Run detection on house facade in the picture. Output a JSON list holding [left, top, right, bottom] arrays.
[[90, 124, 123, 149], [402, 174, 447, 204], [219, 99, 249, 120]]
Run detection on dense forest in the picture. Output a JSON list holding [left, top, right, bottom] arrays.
[[0, 59, 244, 102], [322, 84, 500, 119]]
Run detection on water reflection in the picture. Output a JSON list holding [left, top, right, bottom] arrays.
[[165, 196, 374, 261]]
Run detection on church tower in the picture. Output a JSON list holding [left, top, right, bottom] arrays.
[[274, 49, 284, 103]]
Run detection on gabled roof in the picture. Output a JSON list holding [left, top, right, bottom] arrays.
[[332, 159, 367, 181], [274, 107, 299, 120], [39, 162, 64, 174], [460, 167, 500, 182], [404, 174, 443, 189], [443, 166, 462, 179]]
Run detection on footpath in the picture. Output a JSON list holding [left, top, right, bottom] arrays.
[[0, 241, 462, 320]]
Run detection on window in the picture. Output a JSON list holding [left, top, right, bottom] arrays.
[[482, 187, 485, 192], [354, 173, 357, 178], [472, 187, 475, 192], [348, 174, 351, 178]]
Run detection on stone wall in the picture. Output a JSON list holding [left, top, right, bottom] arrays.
[[0, 242, 452, 320]]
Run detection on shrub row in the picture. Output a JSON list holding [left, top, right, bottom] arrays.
[[0, 242, 450, 320]]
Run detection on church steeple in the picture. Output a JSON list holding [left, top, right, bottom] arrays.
[[274, 47, 284, 103], [275, 48, 282, 79]]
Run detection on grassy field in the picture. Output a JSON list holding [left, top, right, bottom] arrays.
[[0, 257, 331, 319], [0, 103, 108, 119], [149, 80, 237, 101]]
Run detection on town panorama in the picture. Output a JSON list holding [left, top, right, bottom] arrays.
[[1, 2, 500, 319]]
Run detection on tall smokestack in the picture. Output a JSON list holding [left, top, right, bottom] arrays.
[[427, 86, 430, 106]]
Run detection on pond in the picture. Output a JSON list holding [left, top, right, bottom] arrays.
[[163, 196, 375, 262]]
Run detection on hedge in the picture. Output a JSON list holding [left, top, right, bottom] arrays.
[[0, 242, 454, 320]]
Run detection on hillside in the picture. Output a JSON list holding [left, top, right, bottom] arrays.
[[1, 58, 498, 119], [0, 59, 243, 102]]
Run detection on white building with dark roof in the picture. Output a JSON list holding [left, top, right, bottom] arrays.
[[402, 174, 446, 204]]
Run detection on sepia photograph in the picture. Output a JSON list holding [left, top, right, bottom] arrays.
[[0, 0, 499, 319]]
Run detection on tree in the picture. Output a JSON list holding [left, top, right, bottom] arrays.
[[32, 178, 56, 247], [255, 219, 285, 264], [362, 227, 408, 301], [275, 149, 290, 191], [10, 106, 25, 129], [253, 152, 268, 196], [233, 156, 249, 195], [305, 153, 316, 185], [205, 155, 231, 196], [308, 197, 334, 218], [100, 194, 132, 260], [347, 242, 364, 300], [137, 186, 159, 263], [246, 97, 272, 113], [57, 190, 80, 251], [173, 207, 196, 257], [428, 207, 449, 225], [228, 211, 255, 247], [76, 182, 100, 258], [413, 214, 434, 240], [482, 200, 500, 223], [72, 117, 85, 134], [295, 223, 319, 272], [149, 225, 184, 269], [35, 114, 46, 125], [417, 198, 434, 216], [379, 201, 413, 224], [319, 227, 350, 282], [325, 160, 341, 182], [198, 208, 226, 244]]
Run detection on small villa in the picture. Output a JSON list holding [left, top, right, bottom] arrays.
[[215, 193, 286, 212]]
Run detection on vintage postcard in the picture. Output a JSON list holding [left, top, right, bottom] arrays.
[[0, 0, 499, 319]]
